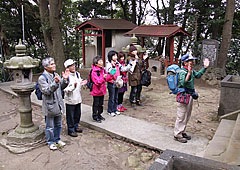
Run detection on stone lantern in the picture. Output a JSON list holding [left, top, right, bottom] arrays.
[[122, 34, 146, 53], [2, 40, 44, 153]]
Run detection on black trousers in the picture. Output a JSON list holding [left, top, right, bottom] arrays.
[[129, 84, 142, 104], [92, 95, 104, 119], [66, 103, 81, 134], [118, 92, 125, 105]]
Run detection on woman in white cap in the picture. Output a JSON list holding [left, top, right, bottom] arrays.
[[64, 59, 87, 137]]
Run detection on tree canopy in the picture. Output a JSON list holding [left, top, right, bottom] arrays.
[[0, 0, 239, 74]]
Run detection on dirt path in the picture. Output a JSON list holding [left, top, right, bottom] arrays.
[[0, 90, 159, 170]]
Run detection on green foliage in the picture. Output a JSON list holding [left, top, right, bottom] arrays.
[[226, 39, 240, 75]]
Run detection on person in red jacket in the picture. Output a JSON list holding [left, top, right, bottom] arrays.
[[91, 56, 108, 123]]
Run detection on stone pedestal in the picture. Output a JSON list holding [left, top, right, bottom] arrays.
[[0, 82, 45, 153], [218, 75, 240, 119]]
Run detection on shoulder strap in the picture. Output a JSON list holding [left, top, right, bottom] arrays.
[[41, 73, 48, 83], [76, 72, 79, 79]]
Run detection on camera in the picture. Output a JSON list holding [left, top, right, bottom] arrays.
[[192, 92, 199, 100]]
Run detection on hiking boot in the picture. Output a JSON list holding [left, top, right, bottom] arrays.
[[98, 114, 105, 121], [75, 127, 83, 133], [174, 136, 187, 143], [68, 132, 78, 137], [121, 106, 127, 110], [108, 112, 116, 117], [182, 133, 191, 140]]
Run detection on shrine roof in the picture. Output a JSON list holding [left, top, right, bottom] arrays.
[[124, 25, 191, 37], [75, 19, 137, 31]]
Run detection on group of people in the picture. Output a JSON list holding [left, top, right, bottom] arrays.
[[38, 43, 210, 150], [38, 44, 149, 150]]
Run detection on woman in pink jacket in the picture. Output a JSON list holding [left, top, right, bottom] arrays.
[[91, 56, 108, 123]]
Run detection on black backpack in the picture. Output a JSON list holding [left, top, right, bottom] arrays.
[[141, 69, 151, 87], [87, 69, 93, 91]]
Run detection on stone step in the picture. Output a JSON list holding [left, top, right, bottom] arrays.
[[203, 119, 236, 162], [224, 113, 240, 165]]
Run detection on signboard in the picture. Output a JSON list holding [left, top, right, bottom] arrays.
[[201, 39, 220, 67]]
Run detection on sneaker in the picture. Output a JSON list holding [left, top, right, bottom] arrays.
[[117, 108, 124, 112], [182, 133, 191, 140], [115, 111, 121, 115], [68, 132, 78, 137], [49, 143, 57, 150], [57, 140, 66, 147], [121, 106, 127, 110], [108, 112, 116, 117], [174, 136, 187, 143]]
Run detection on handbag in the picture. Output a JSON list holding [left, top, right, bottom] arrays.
[[176, 92, 191, 104]]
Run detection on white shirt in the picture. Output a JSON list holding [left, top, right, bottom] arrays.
[[64, 71, 82, 105]]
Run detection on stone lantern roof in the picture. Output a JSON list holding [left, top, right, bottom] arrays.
[[122, 34, 146, 53], [4, 39, 39, 69]]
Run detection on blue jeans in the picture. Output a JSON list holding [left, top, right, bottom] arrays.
[[107, 82, 118, 113], [45, 115, 62, 145], [66, 103, 81, 134]]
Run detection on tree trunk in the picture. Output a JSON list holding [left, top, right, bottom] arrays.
[[217, 0, 235, 69], [37, 0, 65, 73], [49, 0, 66, 73], [176, 0, 190, 59], [211, 0, 221, 39], [119, 0, 129, 21], [131, 0, 136, 24]]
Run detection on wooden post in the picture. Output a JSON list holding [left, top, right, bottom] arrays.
[[169, 37, 174, 65], [82, 30, 85, 66], [102, 30, 105, 66]]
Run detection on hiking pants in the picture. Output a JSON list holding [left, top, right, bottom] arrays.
[[174, 96, 193, 137]]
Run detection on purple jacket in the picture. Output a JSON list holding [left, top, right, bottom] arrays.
[[90, 64, 107, 96]]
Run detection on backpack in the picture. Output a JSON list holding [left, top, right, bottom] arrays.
[[35, 74, 48, 100], [141, 69, 151, 87], [87, 69, 93, 91], [166, 64, 181, 94]]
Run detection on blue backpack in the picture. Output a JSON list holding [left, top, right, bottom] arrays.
[[35, 74, 48, 100], [166, 64, 183, 95]]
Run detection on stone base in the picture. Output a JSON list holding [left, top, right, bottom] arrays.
[[0, 126, 45, 154]]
